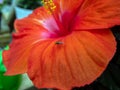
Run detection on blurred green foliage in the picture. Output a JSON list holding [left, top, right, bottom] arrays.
[[17, 0, 42, 9], [0, 0, 12, 10]]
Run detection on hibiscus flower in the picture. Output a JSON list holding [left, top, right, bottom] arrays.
[[3, 0, 120, 90]]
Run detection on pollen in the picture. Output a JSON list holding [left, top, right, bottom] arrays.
[[42, 0, 56, 13]]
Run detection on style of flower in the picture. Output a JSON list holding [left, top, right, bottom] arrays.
[[3, 0, 120, 90]]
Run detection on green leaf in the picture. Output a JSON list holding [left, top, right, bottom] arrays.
[[0, 49, 6, 73], [0, 46, 22, 90]]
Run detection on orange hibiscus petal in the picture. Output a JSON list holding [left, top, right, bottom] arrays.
[[73, 0, 120, 30], [29, 7, 66, 37], [27, 29, 116, 89], [3, 16, 49, 75]]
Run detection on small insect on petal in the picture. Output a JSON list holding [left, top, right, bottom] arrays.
[[55, 41, 64, 44]]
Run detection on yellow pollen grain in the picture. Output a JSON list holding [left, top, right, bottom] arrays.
[[42, 0, 56, 13]]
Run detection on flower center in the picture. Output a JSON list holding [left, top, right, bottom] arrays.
[[41, 0, 72, 38]]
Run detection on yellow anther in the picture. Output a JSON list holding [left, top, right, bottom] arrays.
[[42, 0, 56, 13]]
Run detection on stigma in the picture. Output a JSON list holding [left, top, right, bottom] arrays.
[[42, 0, 56, 14]]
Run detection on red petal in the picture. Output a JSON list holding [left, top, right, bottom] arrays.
[[60, 0, 83, 13], [27, 29, 116, 89], [57, 0, 84, 31], [73, 0, 120, 30], [3, 17, 49, 75]]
